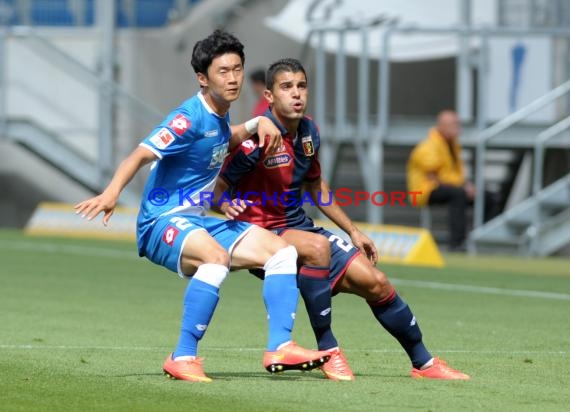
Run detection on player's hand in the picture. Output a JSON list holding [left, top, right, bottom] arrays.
[[220, 198, 247, 220], [350, 230, 379, 265], [464, 181, 475, 201], [257, 116, 282, 154], [74, 191, 118, 226]]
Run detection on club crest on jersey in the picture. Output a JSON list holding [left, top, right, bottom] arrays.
[[209, 142, 230, 169], [264, 153, 292, 168], [150, 128, 175, 150], [301, 135, 315, 156], [169, 114, 191, 136]]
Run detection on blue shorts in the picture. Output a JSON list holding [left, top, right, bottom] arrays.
[[251, 225, 360, 293], [140, 214, 253, 277]]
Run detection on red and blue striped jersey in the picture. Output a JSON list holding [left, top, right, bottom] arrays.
[[221, 110, 321, 229]]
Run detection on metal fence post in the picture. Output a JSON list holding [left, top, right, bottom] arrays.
[[0, 26, 6, 139], [96, 0, 115, 186], [474, 30, 490, 230]]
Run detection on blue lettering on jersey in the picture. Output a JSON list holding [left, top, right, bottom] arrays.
[[209, 142, 229, 169]]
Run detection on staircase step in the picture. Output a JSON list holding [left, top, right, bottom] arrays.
[[506, 216, 533, 229], [539, 197, 570, 211]]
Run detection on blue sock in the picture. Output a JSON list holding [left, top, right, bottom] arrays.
[[263, 273, 299, 351], [368, 290, 432, 368], [298, 265, 337, 350], [173, 278, 219, 358]]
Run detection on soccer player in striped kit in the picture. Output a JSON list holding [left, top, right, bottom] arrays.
[[217, 58, 469, 381]]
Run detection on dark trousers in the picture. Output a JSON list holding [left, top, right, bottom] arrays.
[[428, 185, 497, 248]]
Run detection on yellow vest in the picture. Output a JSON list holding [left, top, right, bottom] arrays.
[[406, 128, 465, 207]]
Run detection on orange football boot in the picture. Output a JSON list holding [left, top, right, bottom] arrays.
[[411, 357, 470, 380], [263, 342, 331, 373], [320, 348, 355, 381], [163, 353, 212, 382]]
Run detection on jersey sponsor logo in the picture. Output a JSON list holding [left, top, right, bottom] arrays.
[[150, 128, 175, 150], [168, 114, 191, 136], [263, 153, 292, 168], [208, 142, 230, 169], [162, 226, 179, 246], [241, 138, 258, 155], [301, 135, 315, 156], [320, 308, 331, 316], [204, 129, 219, 138]]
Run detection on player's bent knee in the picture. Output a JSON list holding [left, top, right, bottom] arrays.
[[303, 235, 330, 264], [264, 245, 298, 275], [368, 269, 393, 299], [182, 247, 230, 270], [206, 249, 231, 267]]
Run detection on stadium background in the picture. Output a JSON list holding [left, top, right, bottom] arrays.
[[1, 0, 570, 254], [0, 1, 569, 410]]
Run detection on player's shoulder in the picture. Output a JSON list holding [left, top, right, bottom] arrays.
[[163, 96, 204, 137], [301, 115, 320, 136]]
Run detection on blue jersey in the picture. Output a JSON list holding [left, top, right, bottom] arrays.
[[137, 92, 231, 251]]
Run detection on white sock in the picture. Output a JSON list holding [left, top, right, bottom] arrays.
[[173, 355, 196, 361], [276, 340, 292, 350], [420, 358, 434, 370]]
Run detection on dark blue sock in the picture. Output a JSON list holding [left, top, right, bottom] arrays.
[[263, 273, 298, 351], [173, 278, 219, 358], [298, 265, 338, 350], [368, 290, 432, 368]]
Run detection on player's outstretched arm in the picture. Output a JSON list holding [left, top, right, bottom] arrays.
[[74, 146, 157, 226], [306, 178, 378, 264], [229, 116, 282, 153]]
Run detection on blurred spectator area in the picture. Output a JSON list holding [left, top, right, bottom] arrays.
[[0, 0, 202, 27]]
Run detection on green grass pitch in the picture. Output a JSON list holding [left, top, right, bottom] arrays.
[[1, 229, 569, 411]]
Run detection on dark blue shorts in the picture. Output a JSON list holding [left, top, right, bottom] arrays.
[[251, 225, 360, 292]]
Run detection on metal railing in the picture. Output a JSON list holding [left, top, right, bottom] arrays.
[[0, 24, 164, 189], [473, 79, 570, 228], [532, 115, 570, 195], [307, 21, 570, 225]]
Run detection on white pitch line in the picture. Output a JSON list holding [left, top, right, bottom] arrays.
[[391, 278, 570, 301], [0, 345, 568, 355], [0, 240, 137, 260], [2, 239, 569, 301]]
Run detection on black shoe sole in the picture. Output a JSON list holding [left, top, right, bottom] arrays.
[[265, 355, 331, 374]]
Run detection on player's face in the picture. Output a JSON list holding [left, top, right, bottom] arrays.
[[198, 53, 244, 106], [266, 71, 308, 121]]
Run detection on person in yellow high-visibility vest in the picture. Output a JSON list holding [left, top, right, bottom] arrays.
[[407, 110, 480, 251]]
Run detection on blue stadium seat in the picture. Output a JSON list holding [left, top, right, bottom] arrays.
[[2, 0, 203, 27], [0, 0, 20, 25], [31, 0, 74, 26], [134, 0, 175, 28]]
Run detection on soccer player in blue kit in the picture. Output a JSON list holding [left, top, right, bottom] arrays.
[[216, 58, 470, 381], [75, 32, 330, 382]]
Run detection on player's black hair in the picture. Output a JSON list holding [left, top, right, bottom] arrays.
[[191, 29, 245, 75], [249, 68, 266, 85], [265, 58, 307, 91]]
